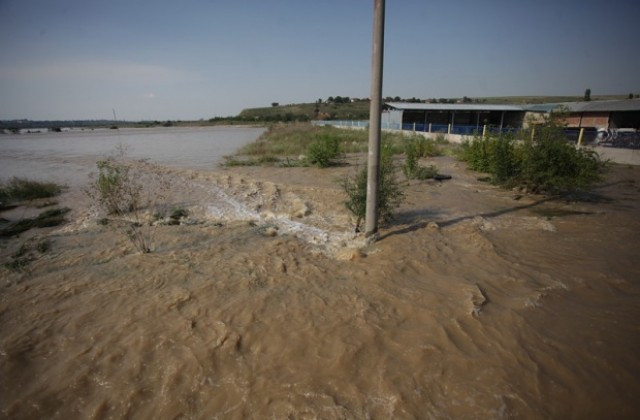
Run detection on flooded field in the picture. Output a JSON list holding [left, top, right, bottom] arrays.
[[0, 126, 265, 186], [1, 133, 639, 418]]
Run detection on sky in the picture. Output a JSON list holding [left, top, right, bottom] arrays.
[[1, 0, 638, 121]]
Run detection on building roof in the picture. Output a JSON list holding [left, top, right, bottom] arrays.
[[385, 102, 525, 112], [523, 103, 560, 112], [555, 100, 640, 112], [385, 100, 640, 113]]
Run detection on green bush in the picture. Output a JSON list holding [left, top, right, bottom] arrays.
[[341, 146, 405, 230], [517, 126, 604, 192], [460, 123, 606, 193], [403, 139, 439, 180], [306, 134, 341, 167]]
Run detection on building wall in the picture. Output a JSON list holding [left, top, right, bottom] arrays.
[[564, 112, 610, 129], [383, 109, 404, 127]]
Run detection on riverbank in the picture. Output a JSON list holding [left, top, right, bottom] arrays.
[[1, 156, 639, 418]]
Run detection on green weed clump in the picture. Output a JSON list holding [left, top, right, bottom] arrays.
[[403, 138, 439, 180], [404, 135, 443, 158], [460, 122, 606, 193], [0, 177, 64, 204], [341, 144, 405, 230]]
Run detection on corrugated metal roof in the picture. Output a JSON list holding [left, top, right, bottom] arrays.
[[523, 103, 561, 112], [385, 102, 525, 112], [385, 100, 640, 113], [556, 100, 640, 112]]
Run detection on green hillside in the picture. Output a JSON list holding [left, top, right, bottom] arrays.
[[238, 99, 371, 122]]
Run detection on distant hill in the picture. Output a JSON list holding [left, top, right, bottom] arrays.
[[236, 95, 632, 122], [477, 95, 629, 104], [237, 99, 371, 122]]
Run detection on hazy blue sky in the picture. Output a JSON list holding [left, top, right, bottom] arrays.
[[1, 0, 638, 121]]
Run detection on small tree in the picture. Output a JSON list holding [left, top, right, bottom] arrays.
[[342, 146, 404, 231]]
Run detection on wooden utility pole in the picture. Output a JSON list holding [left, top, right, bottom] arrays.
[[365, 0, 385, 237]]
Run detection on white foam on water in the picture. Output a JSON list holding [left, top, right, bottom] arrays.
[[204, 183, 353, 252]]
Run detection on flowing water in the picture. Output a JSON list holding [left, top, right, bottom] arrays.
[[1, 129, 639, 419]]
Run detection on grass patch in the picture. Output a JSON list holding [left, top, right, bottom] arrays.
[[0, 177, 64, 202], [228, 123, 445, 168]]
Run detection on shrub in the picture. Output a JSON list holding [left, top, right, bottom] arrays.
[[306, 134, 341, 167], [93, 159, 141, 215], [87, 152, 169, 254], [459, 122, 606, 193], [517, 126, 604, 193], [341, 146, 405, 231], [403, 139, 439, 180]]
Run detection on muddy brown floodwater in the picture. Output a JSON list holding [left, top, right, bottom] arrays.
[[1, 155, 639, 419]]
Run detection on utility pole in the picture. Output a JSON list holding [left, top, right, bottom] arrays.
[[365, 0, 385, 237]]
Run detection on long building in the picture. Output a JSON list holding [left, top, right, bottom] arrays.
[[383, 99, 640, 132]]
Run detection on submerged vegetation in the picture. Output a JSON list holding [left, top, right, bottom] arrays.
[[0, 207, 70, 237], [3, 237, 54, 272], [0, 178, 68, 237]]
